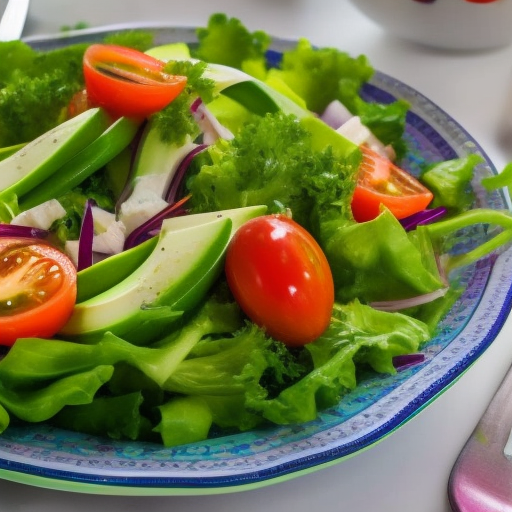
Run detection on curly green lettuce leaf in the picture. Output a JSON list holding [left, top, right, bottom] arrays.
[[162, 322, 307, 433], [269, 38, 408, 155], [420, 153, 484, 213], [51, 391, 152, 441], [151, 59, 216, 145], [193, 13, 271, 72], [321, 207, 444, 304], [187, 111, 358, 231], [0, 40, 36, 87], [0, 365, 113, 423], [272, 38, 373, 114], [103, 30, 155, 52], [246, 300, 429, 425]]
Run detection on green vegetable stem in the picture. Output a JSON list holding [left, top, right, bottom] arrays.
[[424, 208, 512, 274]]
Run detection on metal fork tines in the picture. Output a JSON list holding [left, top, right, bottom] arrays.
[[0, 0, 30, 41]]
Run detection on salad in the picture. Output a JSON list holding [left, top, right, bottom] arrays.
[[0, 13, 511, 448]]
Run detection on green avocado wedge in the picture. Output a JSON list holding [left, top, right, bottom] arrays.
[[0, 108, 111, 202], [76, 236, 159, 304], [0, 142, 26, 162], [75, 205, 267, 304], [145, 44, 358, 160], [60, 205, 267, 344], [19, 116, 141, 211], [60, 216, 232, 343]]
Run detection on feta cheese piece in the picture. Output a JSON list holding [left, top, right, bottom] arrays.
[[117, 174, 169, 235], [11, 199, 66, 230]]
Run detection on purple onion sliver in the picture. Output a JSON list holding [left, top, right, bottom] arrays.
[[123, 196, 191, 250], [77, 199, 95, 271], [400, 206, 448, 231], [190, 97, 202, 114], [393, 353, 425, 370], [0, 224, 49, 239], [165, 144, 208, 203]]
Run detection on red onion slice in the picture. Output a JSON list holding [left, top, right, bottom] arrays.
[[123, 195, 191, 250], [370, 287, 449, 312], [393, 353, 425, 370], [191, 97, 234, 144], [400, 206, 448, 232], [320, 99, 353, 129], [77, 199, 95, 271], [165, 144, 208, 203], [0, 224, 49, 239]]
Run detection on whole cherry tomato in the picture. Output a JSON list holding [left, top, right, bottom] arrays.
[[225, 214, 334, 347]]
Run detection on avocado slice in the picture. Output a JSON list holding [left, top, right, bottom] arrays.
[[0, 108, 111, 202], [76, 236, 159, 303], [60, 205, 266, 343], [0, 142, 26, 162], [75, 204, 267, 305], [60, 216, 231, 343], [19, 116, 141, 211]]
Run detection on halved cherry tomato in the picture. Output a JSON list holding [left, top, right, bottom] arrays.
[[351, 145, 433, 223], [225, 214, 334, 347], [0, 238, 77, 346], [83, 44, 187, 119]]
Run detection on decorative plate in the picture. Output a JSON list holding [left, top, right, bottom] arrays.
[[1, 24, 511, 496]]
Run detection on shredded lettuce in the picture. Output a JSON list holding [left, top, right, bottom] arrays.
[[152, 60, 216, 146], [0, 31, 154, 147], [193, 13, 271, 73], [187, 111, 358, 232], [420, 154, 484, 213], [0, 293, 431, 444]]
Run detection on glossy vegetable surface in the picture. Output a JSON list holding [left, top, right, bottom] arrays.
[[0, 238, 77, 346], [83, 44, 187, 118], [351, 146, 434, 222], [225, 214, 334, 346]]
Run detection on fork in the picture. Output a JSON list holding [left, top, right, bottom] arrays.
[[448, 364, 512, 511], [0, 0, 30, 41]]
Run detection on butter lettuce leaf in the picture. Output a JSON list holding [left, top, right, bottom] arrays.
[[246, 300, 430, 425]]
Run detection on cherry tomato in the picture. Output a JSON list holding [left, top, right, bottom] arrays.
[[225, 214, 334, 347], [0, 237, 77, 346], [83, 44, 187, 119], [351, 145, 433, 223], [66, 89, 90, 119]]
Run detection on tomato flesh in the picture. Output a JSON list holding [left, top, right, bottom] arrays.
[[225, 215, 334, 347], [0, 238, 77, 346], [351, 146, 433, 222], [83, 44, 187, 119]]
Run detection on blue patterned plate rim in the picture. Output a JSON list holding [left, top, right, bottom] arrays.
[[0, 24, 511, 494]]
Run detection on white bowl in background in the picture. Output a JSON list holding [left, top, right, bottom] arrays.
[[349, 0, 512, 51]]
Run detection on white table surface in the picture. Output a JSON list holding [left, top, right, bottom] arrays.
[[2, 1, 512, 511]]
